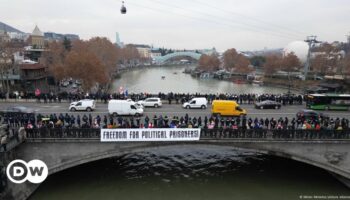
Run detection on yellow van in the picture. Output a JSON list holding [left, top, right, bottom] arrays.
[[211, 100, 247, 116]]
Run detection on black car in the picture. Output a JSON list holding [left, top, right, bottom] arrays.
[[255, 100, 281, 109], [296, 109, 329, 120]]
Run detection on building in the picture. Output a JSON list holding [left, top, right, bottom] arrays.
[[0, 30, 11, 42], [134, 44, 151, 58], [8, 32, 30, 41], [44, 32, 79, 42], [20, 62, 49, 93], [30, 25, 45, 49], [115, 32, 123, 47], [150, 49, 161, 58]]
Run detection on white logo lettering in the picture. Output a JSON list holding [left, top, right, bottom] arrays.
[[6, 159, 48, 184]]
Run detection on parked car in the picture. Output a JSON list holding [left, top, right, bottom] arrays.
[[183, 97, 208, 109], [69, 99, 96, 112], [296, 109, 329, 120], [108, 100, 143, 116], [255, 100, 281, 109], [138, 97, 162, 108]]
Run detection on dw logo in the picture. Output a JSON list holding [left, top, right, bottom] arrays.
[[6, 159, 48, 184]]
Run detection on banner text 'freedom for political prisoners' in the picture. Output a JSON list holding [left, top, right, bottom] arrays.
[[101, 128, 201, 142]]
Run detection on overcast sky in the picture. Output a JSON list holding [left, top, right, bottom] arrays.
[[1, 0, 350, 51]]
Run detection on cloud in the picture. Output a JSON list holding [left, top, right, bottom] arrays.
[[1, 0, 349, 51]]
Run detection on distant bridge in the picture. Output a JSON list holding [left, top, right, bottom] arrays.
[[154, 51, 202, 64], [1, 128, 350, 200]]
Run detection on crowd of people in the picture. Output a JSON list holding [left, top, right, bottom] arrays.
[[2, 111, 348, 132], [1, 91, 304, 105], [1, 112, 349, 152]]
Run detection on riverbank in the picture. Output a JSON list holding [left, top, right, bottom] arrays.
[[262, 77, 318, 93]]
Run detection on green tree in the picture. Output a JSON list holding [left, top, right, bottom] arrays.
[[249, 56, 266, 67]]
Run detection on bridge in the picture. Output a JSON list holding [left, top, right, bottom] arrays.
[[1, 128, 350, 200], [153, 51, 202, 64]]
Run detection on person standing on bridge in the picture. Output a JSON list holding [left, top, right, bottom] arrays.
[[144, 116, 149, 128], [77, 115, 81, 127], [88, 114, 93, 126], [103, 115, 108, 127]]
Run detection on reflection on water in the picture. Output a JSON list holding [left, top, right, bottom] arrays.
[[31, 146, 350, 200], [112, 66, 288, 94]]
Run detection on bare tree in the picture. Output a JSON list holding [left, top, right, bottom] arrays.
[[223, 48, 251, 73], [263, 54, 282, 77], [198, 54, 220, 71], [0, 40, 19, 97]]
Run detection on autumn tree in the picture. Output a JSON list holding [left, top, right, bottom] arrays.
[[65, 49, 108, 91], [263, 54, 282, 76], [310, 54, 328, 75], [85, 37, 119, 77], [198, 54, 220, 71], [223, 48, 251, 73], [281, 52, 301, 72], [119, 44, 140, 66], [41, 38, 119, 91], [41, 41, 67, 82]]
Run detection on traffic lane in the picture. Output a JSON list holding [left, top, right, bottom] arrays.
[[0, 103, 349, 119]]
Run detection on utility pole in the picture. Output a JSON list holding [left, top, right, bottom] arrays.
[[304, 36, 320, 81]]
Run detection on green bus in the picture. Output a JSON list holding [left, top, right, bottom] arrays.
[[306, 94, 350, 111]]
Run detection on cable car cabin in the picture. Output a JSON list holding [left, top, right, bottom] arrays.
[[121, 1, 127, 14]]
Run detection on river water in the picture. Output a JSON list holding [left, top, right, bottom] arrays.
[[31, 146, 350, 200], [111, 66, 288, 94]]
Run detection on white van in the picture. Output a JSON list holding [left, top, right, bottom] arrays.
[[183, 97, 208, 109], [69, 99, 96, 112], [108, 100, 144, 116]]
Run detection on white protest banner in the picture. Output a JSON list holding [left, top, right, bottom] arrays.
[[101, 128, 200, 142]]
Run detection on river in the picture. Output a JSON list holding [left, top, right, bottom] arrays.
[[111, 66, 288, 94], [30, 146, 350, 200]]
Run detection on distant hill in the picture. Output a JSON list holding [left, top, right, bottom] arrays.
[[0, 21, 24, 33]]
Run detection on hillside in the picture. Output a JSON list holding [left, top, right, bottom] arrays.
[[0, 21, 23, 33]]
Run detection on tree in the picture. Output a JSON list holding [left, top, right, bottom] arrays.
[[65, 49, 108, 91], [62, 37, 72, 51], [198, 54, 220, 71], [249, 56, 266, 67], [281, 52, 301, 72], [340, 53, 350, 78], [85, 37, 119, 77], [223, 48, 251, 73], [0, 40, 19, 96], [310, 54, 328, 75], [41, 39, 116, 91], [263, 54, 282, 76], [119, 44, 140, 66], [41, 41, 68, 82]]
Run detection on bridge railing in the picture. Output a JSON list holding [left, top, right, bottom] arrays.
[[23, 128, 350, 140]]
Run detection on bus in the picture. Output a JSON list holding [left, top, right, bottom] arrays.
[[306, 94, 350, 111]]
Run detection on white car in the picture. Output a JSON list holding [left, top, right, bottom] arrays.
[[183, 97, 208, 109], [108, 100, 144, 116], [138, 98, 162, 108], [69, 99, 96, 112]]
